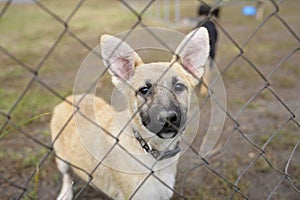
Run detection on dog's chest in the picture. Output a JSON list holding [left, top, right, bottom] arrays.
[[132, 169, 176, 200]]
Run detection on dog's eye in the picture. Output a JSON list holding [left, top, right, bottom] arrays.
[[138, 84, 152, 96], [174, 83, 186, 93], [139, 87, 149, 95]]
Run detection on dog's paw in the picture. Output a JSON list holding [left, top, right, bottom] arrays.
[[57, 189, 73, 200]]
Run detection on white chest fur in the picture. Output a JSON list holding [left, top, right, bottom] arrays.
[[130, 168, 177, 200]]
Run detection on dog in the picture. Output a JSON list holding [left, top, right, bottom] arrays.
[[197, 4, 219, 62], [50, 27, 209, 200], [197, 4, 219, 95]]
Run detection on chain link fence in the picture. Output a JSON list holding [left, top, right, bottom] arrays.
[[0, 0, 299, 199]]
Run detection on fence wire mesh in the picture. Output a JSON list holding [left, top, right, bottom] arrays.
[[0, 0, 299, 199]]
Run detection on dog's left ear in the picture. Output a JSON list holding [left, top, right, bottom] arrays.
[[101, 34, 143, 90], [172, 27, 209, 82]]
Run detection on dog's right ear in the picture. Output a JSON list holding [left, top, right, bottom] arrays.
[[101, 35, 143, 90]]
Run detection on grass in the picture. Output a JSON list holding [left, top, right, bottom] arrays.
[[0, 0, 168, 125], [234, 98, 260, 109], [186, 158, 251, 200], [0, 143, 48, 170], [272, 74, 297, 88], [258, 128, 300, 151], [1, 0, 300, 199]]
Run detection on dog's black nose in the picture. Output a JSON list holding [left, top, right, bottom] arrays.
[[141, 104, 185, 138], [158, 111, 179, 128]]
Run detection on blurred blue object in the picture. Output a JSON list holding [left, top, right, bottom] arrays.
[[243, 6, 257, 16]]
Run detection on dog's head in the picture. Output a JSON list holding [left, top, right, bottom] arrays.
[[101, 28, 209, 140]]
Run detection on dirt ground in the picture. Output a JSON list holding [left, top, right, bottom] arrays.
[[0, 1, 299, 199]]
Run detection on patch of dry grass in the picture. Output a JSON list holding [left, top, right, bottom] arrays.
[[1, 0, 300, 199]]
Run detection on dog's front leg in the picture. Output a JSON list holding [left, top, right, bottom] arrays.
[[56, 158, 73, 200]]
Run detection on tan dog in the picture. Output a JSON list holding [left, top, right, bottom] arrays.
[[51, 27, 209, 200]]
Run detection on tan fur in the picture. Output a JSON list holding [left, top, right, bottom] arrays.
[[51, 82, 179, 200], [51, 28, 209, 200]]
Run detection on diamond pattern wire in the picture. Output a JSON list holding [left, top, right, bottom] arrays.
[[0, 0, 299, 199]]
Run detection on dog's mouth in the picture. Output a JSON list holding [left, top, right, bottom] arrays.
[[156, 132, 178, 139], [156, 116, 183, 139]]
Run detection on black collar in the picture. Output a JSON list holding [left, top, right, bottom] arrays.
[[133, 130, 181, 161]]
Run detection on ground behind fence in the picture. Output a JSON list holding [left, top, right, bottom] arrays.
[[0, 0, 299, 199]]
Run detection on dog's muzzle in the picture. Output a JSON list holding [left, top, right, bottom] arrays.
[[141, 105, 186, 139], [156, 110, 181, 139]]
